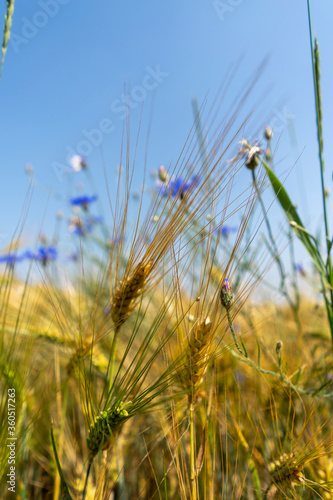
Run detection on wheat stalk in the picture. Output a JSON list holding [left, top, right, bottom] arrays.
[[177, 316, 214, 500]]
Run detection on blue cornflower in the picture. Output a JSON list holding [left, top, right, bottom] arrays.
[[158, 175, 200, 198], [294, 263, 306, 277], [84, 215, 103, 234], [65, 251, 80, 262], [69, 195, 98, 210], [68, 214, 102, 237], [216, 226, 238, 237], [0, 252, 29, 265], [34, 245, 58, 266], [73, 225, 92, 237]]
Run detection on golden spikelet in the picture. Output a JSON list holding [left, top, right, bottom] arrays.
[[110, 260, 152, 330], [181, 317, 214, 397]]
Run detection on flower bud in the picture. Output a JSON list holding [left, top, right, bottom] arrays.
[[158, 165, 168, 183], [276, 340, 283, 355], [264, 126, 273, 140], [220, 278, 234, 310], [245, 146, 262, 170], [265, 149, 272, 161]]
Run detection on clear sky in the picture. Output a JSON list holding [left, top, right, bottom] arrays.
[[0, 1, 332, 282]]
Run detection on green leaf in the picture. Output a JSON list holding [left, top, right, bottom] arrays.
[[50, 425, 73, 500], [261, 160, 326, 279], [163, 450, 168, 500], [256, 339, 261, 367], [240, 338, 248, 358], [311, 380, 333, 397]]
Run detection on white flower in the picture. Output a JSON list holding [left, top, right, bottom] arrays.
[[68, 215, 82, 233], [70, 155, 86, 172]]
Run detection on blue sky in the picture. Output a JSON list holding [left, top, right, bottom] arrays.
[[0, 0, 332, 283]]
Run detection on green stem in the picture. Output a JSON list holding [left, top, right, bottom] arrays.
[[227, 309, 246, 357], [225, 342, 333, 399], [100, 327, 119, 407], [288, 227, 302, 333], [263, 482, 273, 500], [109, 328, 119, 391], [82, 460, 93, 500], [54, 380, 69, 500], [84, 168, 110, 241], [307, 0, 333, 350], [307, 1, 329, 249], [189, 399, 196, 500], [252, 170, 283, 276], [101, 326, 119, 408], [252, 169, 301, 330]]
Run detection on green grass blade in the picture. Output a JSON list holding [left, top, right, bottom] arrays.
[[1, 0, 15, 80], [261, 160, 326, 278], [50, 425, 73, 500], [163, 450, 168, 500]]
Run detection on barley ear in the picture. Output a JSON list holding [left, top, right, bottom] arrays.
[[110, 260, 152, 330], [181, 317, 213, 401], [87, 401, 131, 460], [268, 452, 305, 489]]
